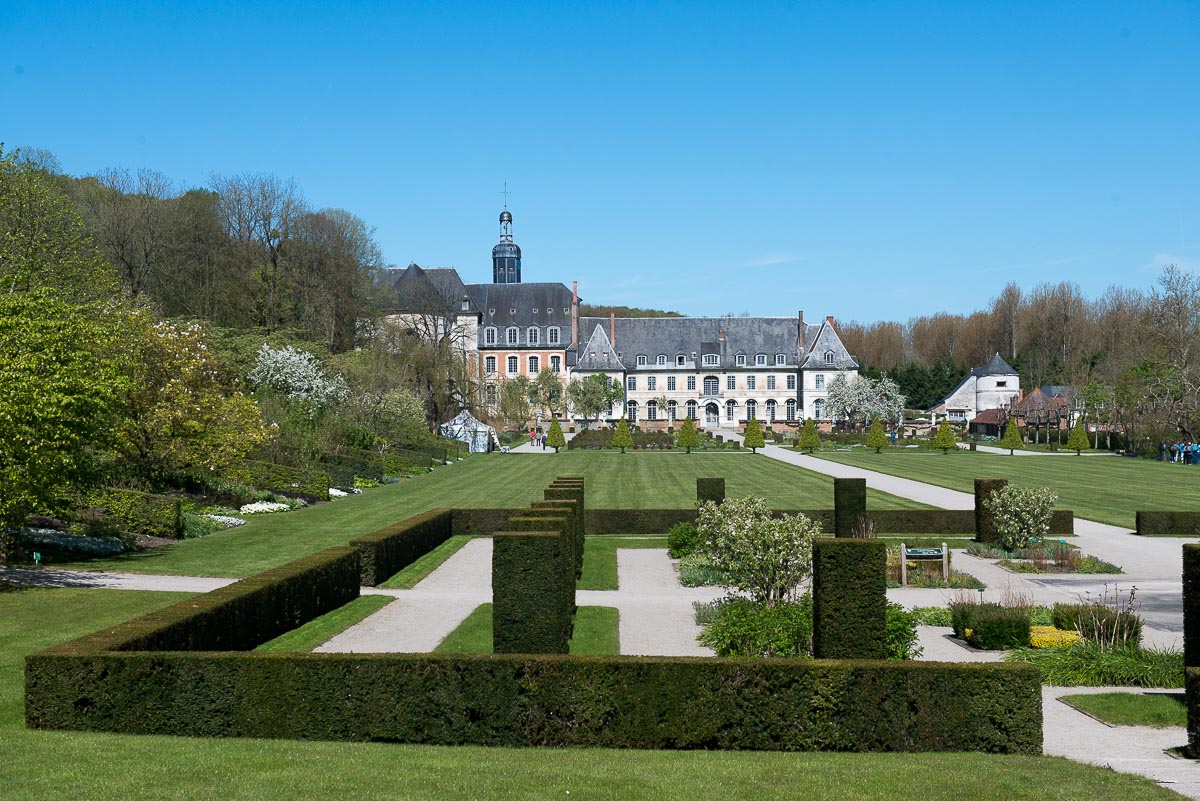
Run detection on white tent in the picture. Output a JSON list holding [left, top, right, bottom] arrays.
[[438, 410, 498, 453]]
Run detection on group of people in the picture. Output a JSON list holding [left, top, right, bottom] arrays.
[[1165, 441, 1200, 464], [530, 429, 548, 449]]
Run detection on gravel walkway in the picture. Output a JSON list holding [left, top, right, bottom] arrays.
[[0, 565, 234, 593]]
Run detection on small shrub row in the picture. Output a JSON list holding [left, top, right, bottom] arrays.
[[1137, 511, 1200, 536]]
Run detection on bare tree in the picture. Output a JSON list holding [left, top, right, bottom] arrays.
[[76, 168, 175, 299]]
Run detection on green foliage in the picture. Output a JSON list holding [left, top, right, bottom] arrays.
[[1052, 602, 1143, 647], [812, 538, 888, 659], [565, 373, 623, 424], [798, 418, 821, 452], [1007, 643, 1184, 688], [931, 420, 957, 453], [695, 476, 724, 504], [233, 460, 330, 501], [909, 606, 953, 627], [81, 487, 182, 539], [698, 497, 819, 604], [834, 477, 867, 537], [866, 418, 889, 453], [348, 509, 453, 586], [545, 418, 566, 451], [966, 605, 1031, 650], [885, 602, 923, 660], [675, 416, 700, 452], [697, 596, 813, 657], [1067, 419, 1090, 454], [1138, 511, 1200, 536], [742, 417, 765, 452], [492, 504, 577, 654], [1061, 692, 1187, 728], [678, 553, 726, 587], [667, 521, 702, 558], [0, 290, 123, 539], [983, 485, 1058, 551], [999, 420, 1023, 453], [611, 417, 634, 452]]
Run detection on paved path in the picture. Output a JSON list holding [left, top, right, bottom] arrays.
[[0, 565, 235, 593], [509, 431, 575, 454], [958, 442, 1119, 456]]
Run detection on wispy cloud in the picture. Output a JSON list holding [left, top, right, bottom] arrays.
[[968, 251, 1113, 277], [741, 253, 803, 268], [1140, 249, 1200, 273]]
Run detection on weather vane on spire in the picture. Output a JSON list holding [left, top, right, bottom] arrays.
[[501, 182, 511, 209]]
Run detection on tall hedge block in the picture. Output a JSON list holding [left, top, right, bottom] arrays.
[[833, 478, 867, 537], [974, 478, 1009, 544], [1139, 512, 1200, 537], [1186, 545, 1200, 669], [493, 513, 574, 655], [812, 538, 887, 659], [1189, 668, 1200, 756], [545, 477, 586, 573], [697, 477, 725, 504], [349, 509, 453, 586], [534, 498, 583, 577], [81, 487, 183, 539]]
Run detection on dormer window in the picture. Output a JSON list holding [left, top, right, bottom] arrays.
[[484, 327, 497, 346], [461, 296, 470, 311], [676, 354, 686, 366], [506, 327, 519, 345], [775, 354, 786, 365], [656, 354, 667, 365], [547, 327, 560, 345], [637, 355, 647, 366], [527, 327, 540, 346], [824, 351, 835, 366], [703, 354, 719, 366], [756, 354, 767, 366], [736, 354, 746, 366]]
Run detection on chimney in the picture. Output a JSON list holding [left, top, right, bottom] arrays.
[[826, 315, 835, 327], [797, 309, 805, 353], [609, 311, 615, 347], [571, 281, 579, 349]]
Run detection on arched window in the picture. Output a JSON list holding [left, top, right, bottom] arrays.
[[786, 398, 797, 421], [547, 326, 561, 345], [703, 354, 720, 366], [824, 351, 835, 366], [626, 401, 638, 422], [637, 355, 647, 366], [647, 400, 658, 421], [814, 399, 826, 419], [686, 400, 697, 419], [676, 354, 686, 366], [550, 355, 561, 373], [485, 356, 497, 374], [746, 399, 758, 420], [506, 327, 519, 345], [527, 327, 540, 346], [766, 399, 777, 422], [703, 376, 719, 396], [483, 327, 497, 346], [528, 356, 539, 374], [668, 400, 678, 421], [726, 399, 737, 421], [507, 356, 518, 374], [657, 354, 667, 365]]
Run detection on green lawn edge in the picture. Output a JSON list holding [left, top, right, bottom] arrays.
[[578, 536, 667, 590], [255, 595, 395, 652], [378, 535, 476, 589], [435, 603, 620, 655], [1060, 692, 1188, 728]]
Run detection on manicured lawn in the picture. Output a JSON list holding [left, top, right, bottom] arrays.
[[1061, 692, 1187, 727], [434, 603, 620, 655], [815, 449, 1200, 528], [1, 587, 1184, 800], [255, 595, 394, 652], [378, 535, 476, 589], [56, 452, 928, 578], [579, 536, 668, 590]]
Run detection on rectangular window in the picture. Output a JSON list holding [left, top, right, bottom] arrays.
[[703, 354, 719, 366], [815, 374, 825, 390], [507, 356, 518, 374], [747, 376, 756, 390], [687, 376, 696, 391], [528, 328, 540, 346], [667, 376, 676, 391], [756, 354, 766, 366], [548, 327, 560, 345], [996, 381, 1007, 387], [726, 404, 735, 421], [506, 328, 518, 345], [484, 328, 496, 345], [627, 376, 636, 391], [787, 374, 796, 390], [736, 354, 746, 366], [676, 355, 685, 366], [727, 375, 736, 391], [647, 377, 656, 391], [485, 356, 496, 373], [767, 376, 775, 390], [775, 354, 786, 365], [528, 356, 539, 374], [550, 356, 561, 373]]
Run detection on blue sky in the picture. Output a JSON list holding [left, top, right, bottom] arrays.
[[3, 1, 1197, 322]]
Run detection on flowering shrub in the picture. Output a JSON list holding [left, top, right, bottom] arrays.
[[698, 496, 819, 604], [329, 488, 349, 498], [983, 485, 1058, 551], [1031, 626, 1081, 648], [238, 501, 292, 515], [249, 344, 349, 415], [202, 514, 246, 529], [16, 527, 129, 556]]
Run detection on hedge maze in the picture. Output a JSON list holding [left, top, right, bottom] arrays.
[[25, 473, 1046, 754]]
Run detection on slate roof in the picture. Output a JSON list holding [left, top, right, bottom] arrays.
[[475, 283, 576, 333], [971, 352, 1018, 377], [385, 264, 477, 314], [574, 316, 852, 369], [575, 324, 624, 372]]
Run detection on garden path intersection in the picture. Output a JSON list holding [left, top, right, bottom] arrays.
[[7, 448, 1200, 798]]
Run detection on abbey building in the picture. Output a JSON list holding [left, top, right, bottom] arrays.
[[382, 208, 858, 429]]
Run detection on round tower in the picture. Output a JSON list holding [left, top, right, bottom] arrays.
[[492, 209, 522, 283]]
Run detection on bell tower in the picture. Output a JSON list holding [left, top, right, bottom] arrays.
[[491, 206, 522, 284]]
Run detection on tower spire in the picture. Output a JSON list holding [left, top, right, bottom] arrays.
[[492, 192, 521, 283]]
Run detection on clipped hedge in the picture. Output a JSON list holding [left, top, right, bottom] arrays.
[[492, 515, 574, 654], [349, 509, 453, 586], [697, 477, 725, 505], [974, 479, 1008, 544], [26, 650, 1043, 753], [81, 487, 182, 539], [238, 460, 329, 501], [1186, 545, 1200, 668], [1138, 511, 1200, 536], [966, 606, 1030, 650], [833, 478, 867, 537], [388, 447, 435, 469], [1189, 667, 1200, 756], [812, 539, 887, 660]]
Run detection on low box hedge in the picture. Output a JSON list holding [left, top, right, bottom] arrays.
[[25, 649, 1043, 753], [80, 487, 182, 539], [966, 606, 1030, 650], [238, 460, 330, 502], [1138, 511, 1200, 536], [349, 509, 453, 586], [812, 539, 887, 659]]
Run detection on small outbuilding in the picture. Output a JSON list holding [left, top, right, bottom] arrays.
[[438, 410, 498, 453]]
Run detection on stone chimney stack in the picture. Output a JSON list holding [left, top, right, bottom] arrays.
[[826, 315, 835, 327], [571, 281, 579, 348], [797, 309, 805, 354], [609, 311, 615, 348]]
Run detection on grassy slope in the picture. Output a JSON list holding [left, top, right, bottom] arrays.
[[57, 452, 926, 577], [2, 588, 1184, 801], [255, 595, 394, 652], [1061, 692, 1187, 727], [815, 449, 1200, 528], [434, 603, 620, 655]]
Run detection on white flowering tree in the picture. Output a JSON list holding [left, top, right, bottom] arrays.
[[698, 496, 821, 604], [983, 485, 1058, 551], [249, 344, 349, 416], [825, 372, 905, 430]]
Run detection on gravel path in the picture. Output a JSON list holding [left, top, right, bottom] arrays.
[[0, 565, 234, 593]]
